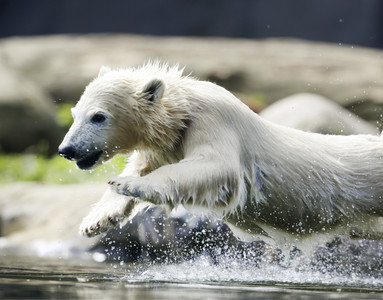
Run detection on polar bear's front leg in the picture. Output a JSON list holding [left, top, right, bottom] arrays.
[[109, 155, 243, 210], [108, 176, 162, 200], [79, 187, 153, 237], [80, 151, 156, 237]]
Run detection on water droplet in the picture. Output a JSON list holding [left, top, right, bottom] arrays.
[[92, 252, 107, 262]]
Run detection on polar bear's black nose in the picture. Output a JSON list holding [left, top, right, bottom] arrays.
[[58, 146, 76, 160]]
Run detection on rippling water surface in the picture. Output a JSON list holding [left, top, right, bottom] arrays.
[[1, 254, 383, 300]]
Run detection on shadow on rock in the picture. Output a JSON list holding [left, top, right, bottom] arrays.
[[90, 208, 383, 279], [90, 206, 266, 265], [312, 237, 383, 278]]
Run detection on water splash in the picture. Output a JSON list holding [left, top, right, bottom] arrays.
[[124, 253, 383, 289]]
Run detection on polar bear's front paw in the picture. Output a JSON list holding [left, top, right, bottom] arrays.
[[79, 196, 135, 237], [108, 176, 144, 198], [79, 212, 122, 237]]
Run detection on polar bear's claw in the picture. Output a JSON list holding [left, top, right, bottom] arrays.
[[108, 179, 120, 186], [80, 213, 123, 237], [108, 176, 138, 197], [78, 190, 137, 237]]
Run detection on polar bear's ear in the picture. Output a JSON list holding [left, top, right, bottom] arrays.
[[142, 79, 165, 102], [98, 66, 111, 77]]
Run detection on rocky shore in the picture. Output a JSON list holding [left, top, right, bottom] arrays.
[[0, 182, 104, 258]]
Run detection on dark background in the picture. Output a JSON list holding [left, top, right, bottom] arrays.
[[1, 0, 383, 49]]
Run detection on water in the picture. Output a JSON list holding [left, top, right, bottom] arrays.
[[1, 254, 382, 299]]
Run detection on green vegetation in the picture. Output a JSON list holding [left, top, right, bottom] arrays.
[[0, 104, 127, 184], [56, 103, 74, 127], [0, 154, 126, 184]]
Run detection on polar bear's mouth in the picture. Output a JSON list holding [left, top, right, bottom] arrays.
[[76, 150, 103, 170]]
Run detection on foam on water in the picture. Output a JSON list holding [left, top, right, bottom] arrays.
[[2, 233, 383, 290], [117, 254, 383, 290]]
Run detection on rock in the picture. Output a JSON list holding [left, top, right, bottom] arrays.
[[0, 64, 64, 154], [260, 93, 379, 135], [0, 182, 104, 257], [91, 204, 267, 264], [1, 35, 383, 121], [313, 238, 383, 277]]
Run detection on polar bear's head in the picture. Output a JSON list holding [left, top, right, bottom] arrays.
[[58, 66, 168, 170]]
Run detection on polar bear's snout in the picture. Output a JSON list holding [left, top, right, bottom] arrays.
[[58, 141, 104, 170], [58, 111, 112, 170], [58, 144, 103, 170], [58, 146, 103, 170], [58, 145, 76, 161]]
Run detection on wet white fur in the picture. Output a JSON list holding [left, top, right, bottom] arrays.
[[71, 62, 383, 240]]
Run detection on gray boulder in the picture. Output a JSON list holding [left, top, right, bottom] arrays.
[[260, 93, 379, 135], [1, 35, 383, 118], [0, 182, 104, 258], [0, 64, 64, 154]]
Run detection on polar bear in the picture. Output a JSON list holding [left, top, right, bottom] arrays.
[[58, 62, 383, 241]]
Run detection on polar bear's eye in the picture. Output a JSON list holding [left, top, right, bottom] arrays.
[[91, 113, 106, 124]]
